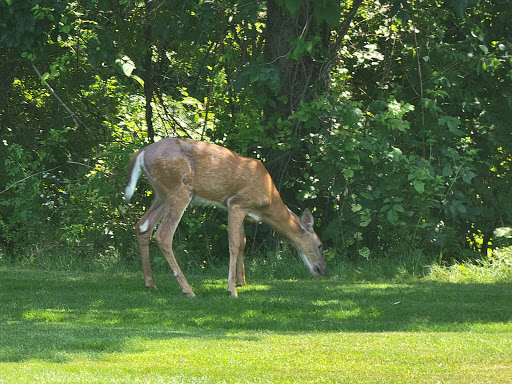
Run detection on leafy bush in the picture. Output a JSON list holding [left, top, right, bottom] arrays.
[[1, 0, 510, 273]]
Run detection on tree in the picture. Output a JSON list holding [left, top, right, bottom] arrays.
[[0, 0, 510, 267]]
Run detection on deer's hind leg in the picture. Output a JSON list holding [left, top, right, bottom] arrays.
[[151, 157, 196, 297], [136, 195, 165, 290], [155, 191, 195, 297]]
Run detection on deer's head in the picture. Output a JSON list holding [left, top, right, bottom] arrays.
[[295, 209, 327, 276]]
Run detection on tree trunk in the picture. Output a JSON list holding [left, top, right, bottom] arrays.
[[264, 0, 330, 124], [263, 0, 364, 186], [263, 0, 330, 186]]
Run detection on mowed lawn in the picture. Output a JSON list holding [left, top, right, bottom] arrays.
[[0, 267, 511, 383]]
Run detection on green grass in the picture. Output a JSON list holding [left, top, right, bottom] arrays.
[[0, 267, 511, 383]]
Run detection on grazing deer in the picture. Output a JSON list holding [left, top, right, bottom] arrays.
[[124, 138, 326, 297]]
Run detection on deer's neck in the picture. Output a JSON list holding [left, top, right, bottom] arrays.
[[261, 191, 302, 242]]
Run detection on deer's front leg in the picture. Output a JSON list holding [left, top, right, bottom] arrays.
[[236, 224, 247, 287], [227, 205, 247, 297]]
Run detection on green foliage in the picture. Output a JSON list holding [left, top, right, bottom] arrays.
[[0, 0, 73, 55], [235, 61, 280, 94], [291, 0, 512, 264], [0, 0, 511, 270], [279, 0, 342, 25], [0, 144, 49, 247]]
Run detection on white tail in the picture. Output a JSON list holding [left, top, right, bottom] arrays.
[[125, 138, 326, 297]]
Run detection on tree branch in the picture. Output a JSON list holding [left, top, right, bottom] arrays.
[[0, 166, 61, 195], [31, 63, 88, 131], [66, 161, 120, 177], [0, 161, 121, 195], [319, 0, 364, 80]]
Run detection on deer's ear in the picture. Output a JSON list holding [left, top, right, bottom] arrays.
[[299, 209, 314, 232]]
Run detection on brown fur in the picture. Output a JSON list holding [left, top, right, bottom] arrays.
[[125, 138, 326, 297]]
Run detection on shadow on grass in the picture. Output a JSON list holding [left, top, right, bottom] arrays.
[[1, 268, 511, 362]]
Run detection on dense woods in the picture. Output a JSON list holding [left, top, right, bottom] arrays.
[[0, 0, 511, 269]]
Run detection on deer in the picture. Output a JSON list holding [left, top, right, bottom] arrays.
[[124, 138, 326, 297]]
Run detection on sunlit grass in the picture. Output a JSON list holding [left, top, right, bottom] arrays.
[[4, 331, 508, 383], [427, 246, 512, 283], [0, 267, 511, 383]]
